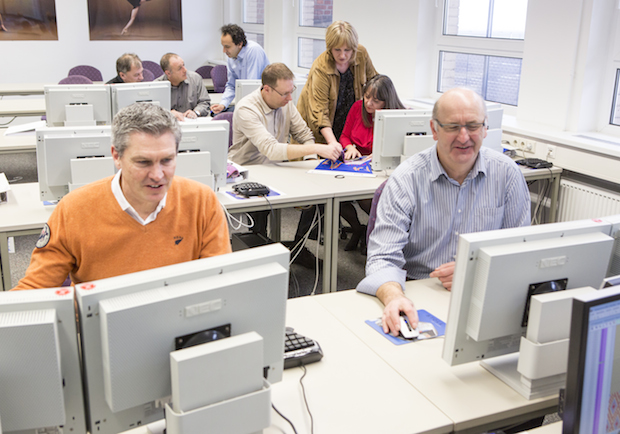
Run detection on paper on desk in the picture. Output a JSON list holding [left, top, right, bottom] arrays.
[[5, 120, 45, 135], [365, 309, 446, 345]]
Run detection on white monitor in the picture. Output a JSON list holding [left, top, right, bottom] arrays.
[[178, 119, 229, 191], [234, 79, 261, 104], [110, 82, 171, 118], [371, 109, 434, 172], [45, 84, 112, 127], [36, 125, 115, 202], [0, 288, 86, 434], [442, 218, 617, 368], [76, 244, 289, 434]]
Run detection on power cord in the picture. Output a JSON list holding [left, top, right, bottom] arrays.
[[299, 364, 315, 434], [272, 403, 299, 434]]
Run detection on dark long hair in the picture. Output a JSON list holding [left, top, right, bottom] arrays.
[[361, 75, 405, 128]]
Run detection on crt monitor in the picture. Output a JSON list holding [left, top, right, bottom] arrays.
[[563, 285, 620, 433], [110, 81, 171, 118], [178, 119, 229, 191], [36, 125, 114, 202], [442, 217, 616, 367], [76, 244, 289, 434], [0, 287, 86, 434], [45, 84, 112, 127]]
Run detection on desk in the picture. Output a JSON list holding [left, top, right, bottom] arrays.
[[0, 130, 36, 154], [0, 83, 47, 96], [0, 98, 46, 117], [202, 78, 214, 92], [313, 280, 559, 434]]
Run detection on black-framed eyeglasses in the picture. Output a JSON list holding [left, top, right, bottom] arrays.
[[269, 85, 297, 98], [434, 119, 487, 133]]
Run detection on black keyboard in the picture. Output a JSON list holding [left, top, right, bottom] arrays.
[[233, 182, 270, 197], [515, 158, 553, 169], [284, 330, 323, 369]]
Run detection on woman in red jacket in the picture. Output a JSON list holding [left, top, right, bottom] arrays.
[[340, 75, 405, 252]]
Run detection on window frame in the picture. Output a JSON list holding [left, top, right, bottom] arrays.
[[294, 0, 332, 72]]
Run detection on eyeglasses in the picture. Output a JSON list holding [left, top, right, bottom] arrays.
[[434, 119, 486, 134], [269, 85, 297, 98]]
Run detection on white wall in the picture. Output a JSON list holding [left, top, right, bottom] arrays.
[[0, 0, 225, 83]]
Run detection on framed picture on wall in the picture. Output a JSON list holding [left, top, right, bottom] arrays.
[[88, 0, 182, 41], [0, 0, 58, 40]]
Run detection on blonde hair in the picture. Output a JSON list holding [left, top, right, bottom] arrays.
[[325, 21, 359, 63]]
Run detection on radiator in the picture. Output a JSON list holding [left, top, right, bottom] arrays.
[[557, 180, 620, 222]]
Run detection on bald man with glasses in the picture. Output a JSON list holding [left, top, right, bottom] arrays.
[[357, 87, 531, 336]]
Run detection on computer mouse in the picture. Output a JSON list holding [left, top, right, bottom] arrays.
[[399, 314, 419, 339]]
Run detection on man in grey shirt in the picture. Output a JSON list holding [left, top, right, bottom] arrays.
[[156, 53, 211, 122]]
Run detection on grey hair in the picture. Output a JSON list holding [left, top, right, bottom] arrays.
[[112, 103, 181, 157]]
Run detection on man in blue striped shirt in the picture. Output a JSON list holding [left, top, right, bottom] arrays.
[[357, 88, 530, 335]]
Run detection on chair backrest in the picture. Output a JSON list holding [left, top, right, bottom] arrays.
[[68, 65, 103, 82], [141, 69, 155, 82], [213, 112, 234, 148], [59, 75, 94, 85], [195, 65, 214, 79], [366, 179, 388, 245], [142, 60, 164, 79], [211, 65, 228, 93]]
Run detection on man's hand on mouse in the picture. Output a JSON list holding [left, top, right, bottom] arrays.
[[430, 261, 455, 291], [377, 282, 418, 336]]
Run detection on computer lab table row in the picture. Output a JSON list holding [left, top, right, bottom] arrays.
[[120, 278, 558, 434], [0, 160, 562, 292]]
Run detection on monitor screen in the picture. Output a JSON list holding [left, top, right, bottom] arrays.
[[110, 82, 171, 118], [45, 84, 112, 127], [371, 109, 434, 172], [563, 285, 620, 433], [178, 119, 229, 191], [0, 288, 86, 434], [36, 125, 114, 202], [443, 218, 616, 367], [76, 244, 289, 434]]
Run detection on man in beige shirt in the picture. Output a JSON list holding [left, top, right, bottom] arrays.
[[229, 62, 341, 165]]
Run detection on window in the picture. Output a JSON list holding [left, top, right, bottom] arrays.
[[296, 0, 333, 69], [246, 32, 265, 48], [437, 0, 527, 106], [610, 69, 620, 126], [438, 51, 522, 106], [243, 0, 264, 24]]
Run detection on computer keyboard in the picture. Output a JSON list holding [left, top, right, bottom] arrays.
[[515, 158, 553, 169], [284, 329, 323, 369]]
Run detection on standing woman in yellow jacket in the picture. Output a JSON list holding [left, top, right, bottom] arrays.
[[293, 21, 378, 258], [297, 20, 378, 146]]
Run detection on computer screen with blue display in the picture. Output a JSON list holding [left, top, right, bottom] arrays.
[[563, 285, 620, 433], [76, 244, 289, 434]]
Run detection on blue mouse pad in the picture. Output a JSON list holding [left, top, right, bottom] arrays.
[[365, 309, 446, 345]]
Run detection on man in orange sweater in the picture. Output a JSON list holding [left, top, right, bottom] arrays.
[[13, 103, 231, 290]]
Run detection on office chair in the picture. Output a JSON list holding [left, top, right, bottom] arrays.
[[58, 75, 93, 85], [68, 65, 103, 82], [213, 112, 234, 148], [195, 65, 214, 79], [211, 65, 227, 93], [141, 69, 155, 82], [142, 60, 164, 79], [366, 179, 388, 246]]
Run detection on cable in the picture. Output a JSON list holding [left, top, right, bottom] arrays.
[[299, 364, 315, 434], [0, 116, 16, 126], [310, 206, 321, 296], [221, 203, 255, 231], [272, 403, 298, 434]]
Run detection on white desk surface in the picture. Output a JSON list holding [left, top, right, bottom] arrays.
[[0, 129, 36, 153], [1, 183, 55, 233], [524, 422, 562, 433], [0, 83, 47, 96], [312, 280, 559, 434], [121, 294, 453, 434], [0, 97, 46, 117]]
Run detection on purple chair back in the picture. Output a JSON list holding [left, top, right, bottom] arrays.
[[142, 60, 164, 79], [68, 65, 103, 82], [213, 112, 234, 148], [211, 65, 227, 93], [366, 180, 388, 245], [196, 65, 214, 79], [59, 75, 94, 85], [141, 69, 155, 82]]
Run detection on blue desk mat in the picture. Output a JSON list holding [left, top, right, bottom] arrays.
[[365, 309, 446, 345]]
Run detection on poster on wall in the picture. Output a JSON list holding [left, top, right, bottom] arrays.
[[0, 0, 58, 40], [88, 0, 182, 40]]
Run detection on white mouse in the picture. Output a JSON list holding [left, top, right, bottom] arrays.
[[399, 315, 419, 339]]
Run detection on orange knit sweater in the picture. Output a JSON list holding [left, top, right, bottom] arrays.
[[13, 176, 231, 290]]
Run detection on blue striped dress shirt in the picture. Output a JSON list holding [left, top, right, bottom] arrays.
[[357, 145, 531, 296]]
